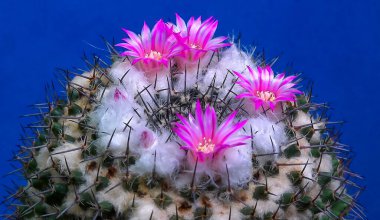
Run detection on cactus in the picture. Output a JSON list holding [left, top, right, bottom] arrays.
[[2, 14, 364, 220]]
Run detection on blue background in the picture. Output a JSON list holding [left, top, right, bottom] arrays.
[[0, 0, 378, 218]]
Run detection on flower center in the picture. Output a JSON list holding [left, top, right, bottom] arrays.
[[256, 90, 276, 102], [197, 137, 215, 153], [145, 50, 162, 60], [190, 43, 201, 49]]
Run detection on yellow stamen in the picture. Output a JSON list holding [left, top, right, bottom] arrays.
[[190, 43, 201, 49], [145, 50, 162, 60], [197, 137, 215, 153], [256, 91, 276, 102]]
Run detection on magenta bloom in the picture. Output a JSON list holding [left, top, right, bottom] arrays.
[[234, 66, 302, 110], [169, 14, 231, 63], [173, 100, 250, 162], [113, 88, 126, 101], [116, 20, 183, 73]]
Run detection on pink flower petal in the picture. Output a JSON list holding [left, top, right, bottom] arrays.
[[234, 65, 301, 110], [117, 19, 183, 73], [173, 100, 248, 162]]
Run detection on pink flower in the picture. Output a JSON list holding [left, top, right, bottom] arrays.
[[234, 66, 302, 110], [169, 14, 231, 63], [114, 88, 126, 101], [173, 100, 250, 162], [140, 129, 156, 148], [116, 19, 183, 73]]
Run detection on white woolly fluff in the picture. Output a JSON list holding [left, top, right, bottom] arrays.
[[215, 144, 253, 186], [330, 180, 344, 194], [172, 51, 219, 93], [63, 120, 82, 138], [65, 188, 93, 218], [181, 142, 253, 188], [130, 198, 168, 220], [267, 174, 293, 200], [47, 143, 82, 173], [245, 116, 288, 163], [131, 141, 185, 177], [120, 124, 159, 156], [70, 71, 92, 89], [154, 72, 171, 97], [301, 162, 314, 188], [109, 61, 151, 98], [96, 132, 130, 155], [310, 119, 326, 144], [253, 199, 279, 217], [78, 162, 97, 190], [292, 111, 312, 128], [200, 45, 255, 98], [241, 99, 285, 119], [173, 172, 193, 189], [90, 83, 185, 177], [173, 70, 198, 92], [318, 154, 333, 173], [92, 88, 144, 135], [308, 184, 322, 200], [35, 147, 50, 170], [97, 179, 133, 215], [91, 86, 147, 155], [285, 205, 312, 220], [210, 202, 242, 220], [109, 61, 163, 108], [277, 156, 314, 190]]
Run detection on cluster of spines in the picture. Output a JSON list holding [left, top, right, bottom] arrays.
[[0, 41, 365, 220], [0, 54, 115, 219], [135, 58, 246, 132], [280, 94, 365, 219]]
